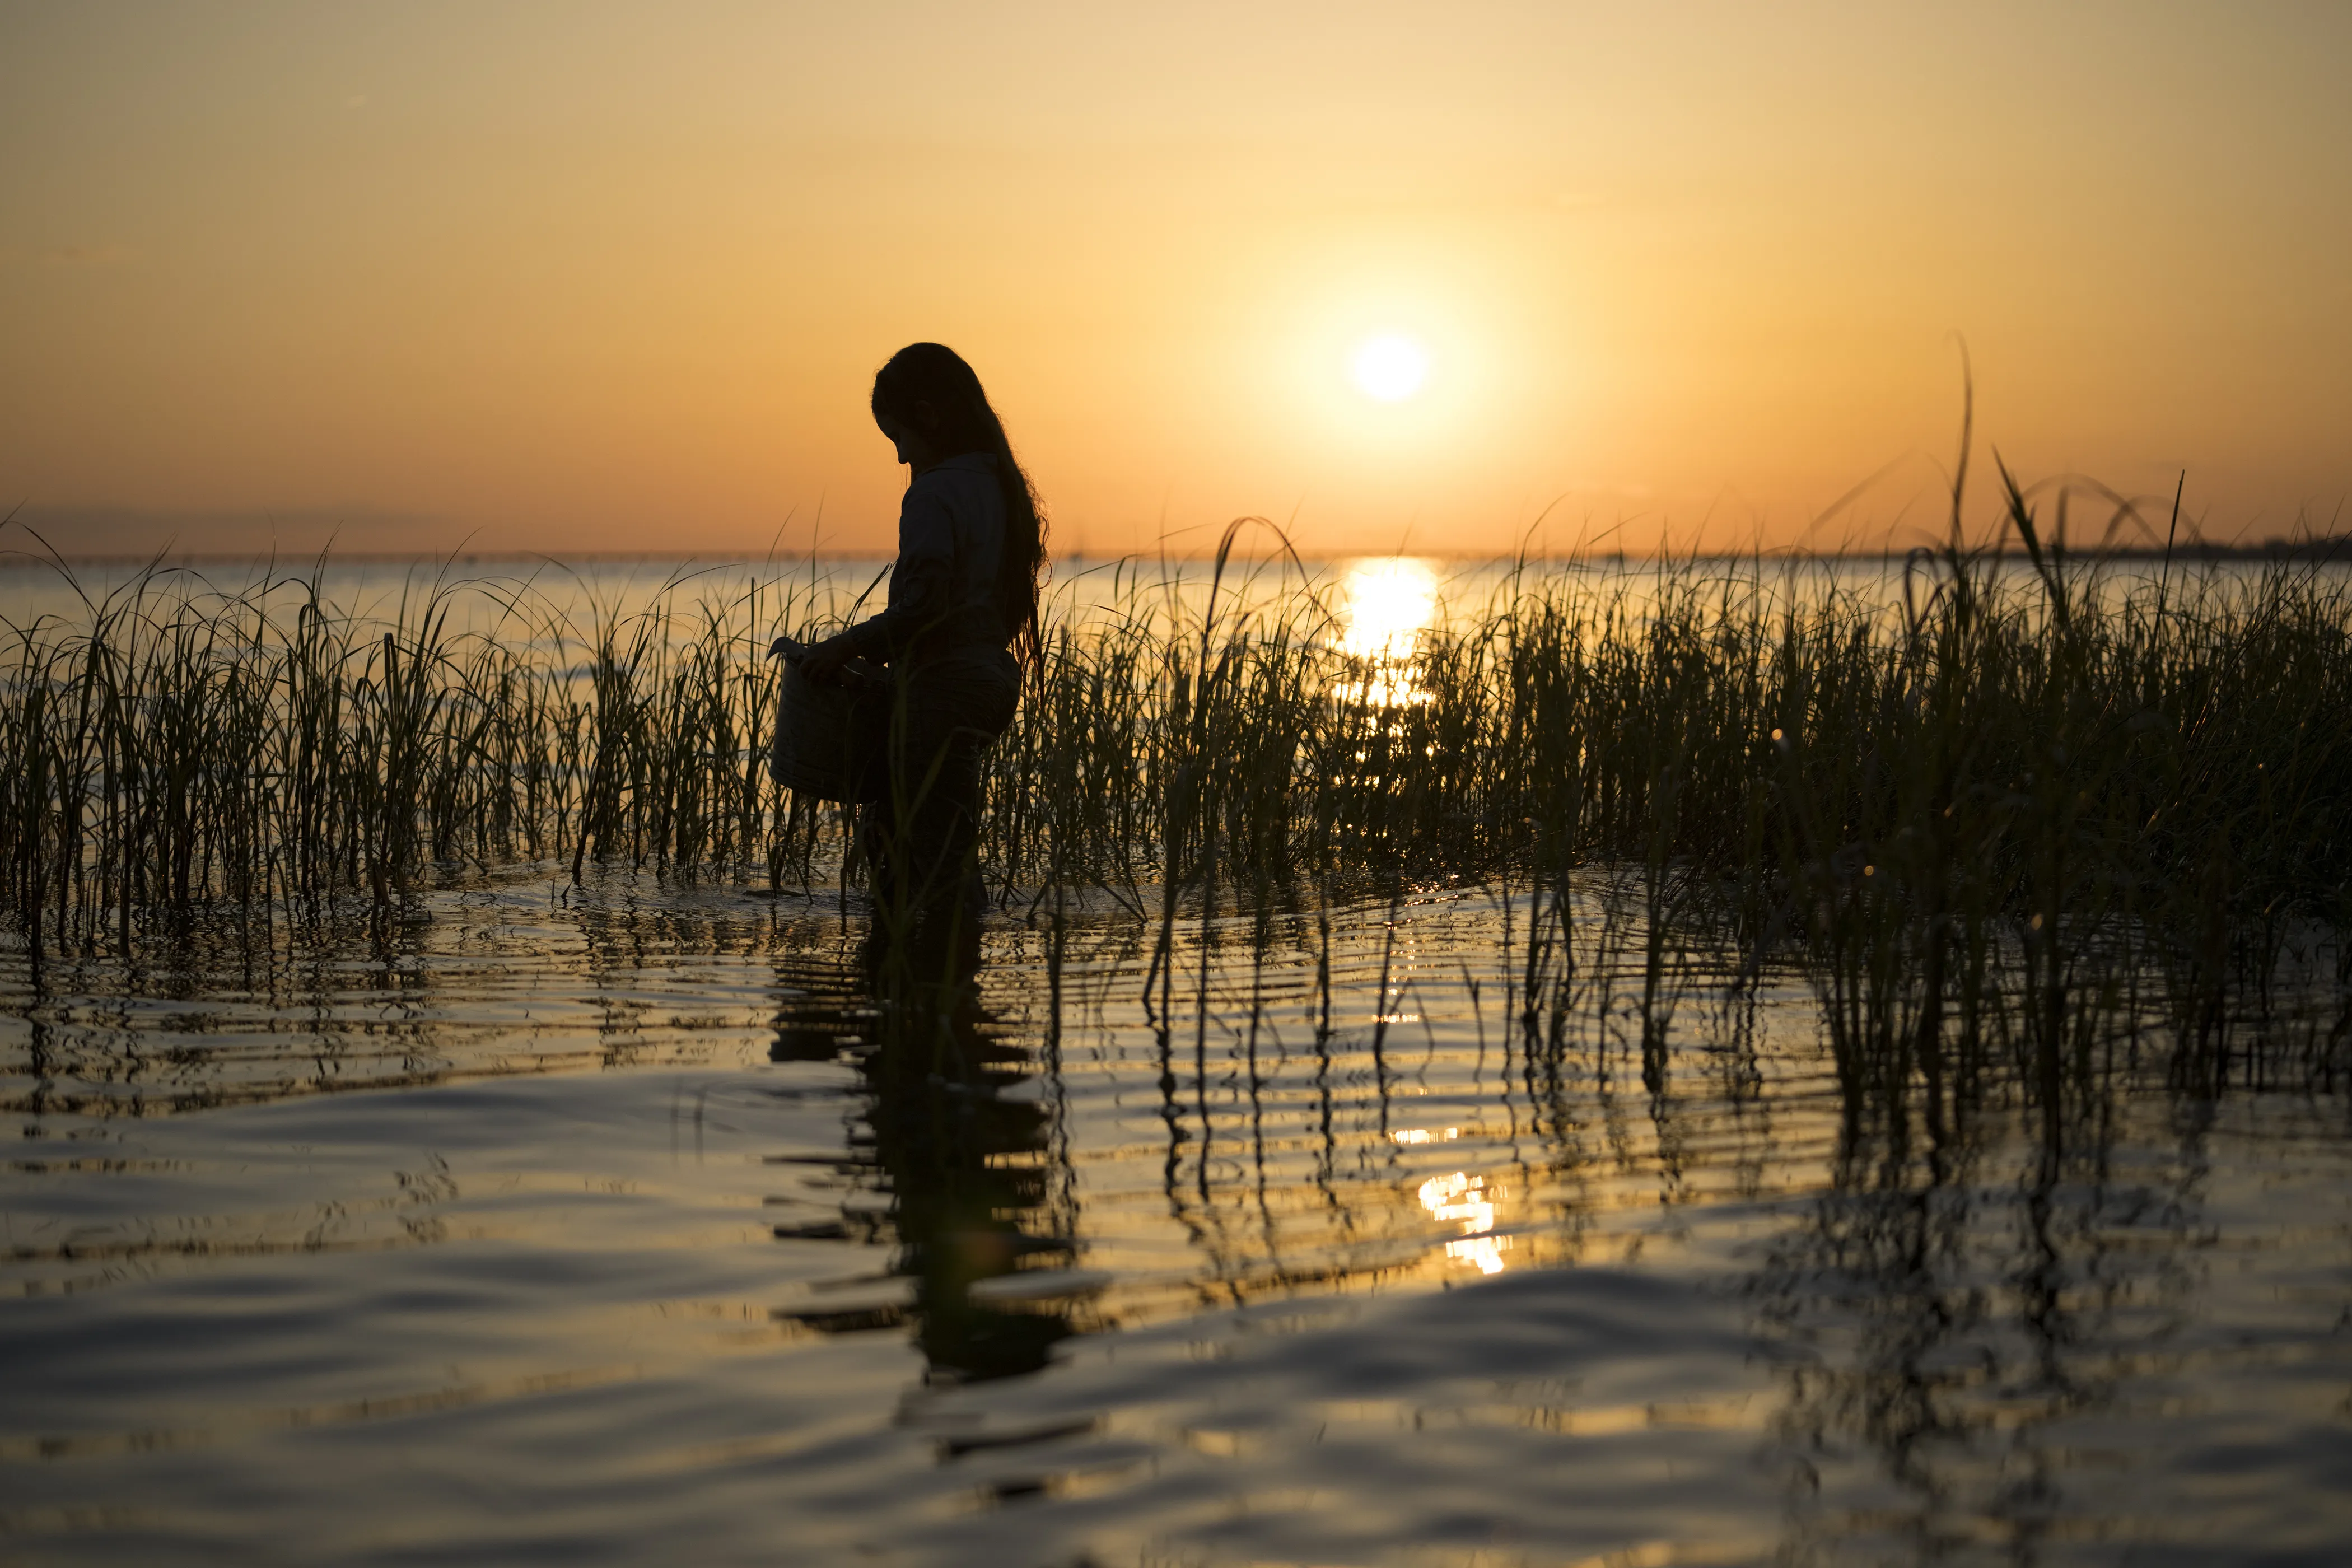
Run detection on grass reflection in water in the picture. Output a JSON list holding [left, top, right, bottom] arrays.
[[3, 847, 2349, 1560]]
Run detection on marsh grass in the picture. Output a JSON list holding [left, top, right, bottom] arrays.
[[5, 473, 2350, 1113]]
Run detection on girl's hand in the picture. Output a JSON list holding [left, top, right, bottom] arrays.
[[796, 635, 853, 687]]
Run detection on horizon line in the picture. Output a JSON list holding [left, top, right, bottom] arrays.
[[10, 538, 2351, 570]]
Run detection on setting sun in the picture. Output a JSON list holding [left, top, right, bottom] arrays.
[[1351, 334, 1430, 403], [4, 9, 2344, 558]]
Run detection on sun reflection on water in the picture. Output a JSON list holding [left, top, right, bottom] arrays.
[[1338, 557, 1438, 661], [1417, 1167, 1510, 1275], [1336, 557, 1438, 706]]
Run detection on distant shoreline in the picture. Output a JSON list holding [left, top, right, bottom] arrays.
[[8, 539, 2350, 570]]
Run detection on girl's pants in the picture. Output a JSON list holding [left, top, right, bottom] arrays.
[[860, 654, 1019, 956]]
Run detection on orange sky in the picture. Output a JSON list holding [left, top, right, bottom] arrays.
[[4, 2, 2348, 558]]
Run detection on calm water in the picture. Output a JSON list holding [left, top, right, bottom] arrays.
[[4, 556, 2351, 1564], [5, 866, 2350, 1566]]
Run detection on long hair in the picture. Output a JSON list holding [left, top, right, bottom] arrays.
[[870, 343, 1048, 671]]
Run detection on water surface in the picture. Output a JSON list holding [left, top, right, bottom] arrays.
[[4, 552, 2350, 1564], [6, 869, 2349, 1566]]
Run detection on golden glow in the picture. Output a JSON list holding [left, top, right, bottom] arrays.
[[1351, 334, 1428, 403], [2, 8, 2346, 557]]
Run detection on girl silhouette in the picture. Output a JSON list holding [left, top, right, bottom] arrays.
[[796, 344, 1046, 964]]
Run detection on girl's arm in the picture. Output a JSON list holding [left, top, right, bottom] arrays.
[[799, 479, 955, 680]]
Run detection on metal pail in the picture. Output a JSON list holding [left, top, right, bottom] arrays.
[[768, 657, 885, 803]]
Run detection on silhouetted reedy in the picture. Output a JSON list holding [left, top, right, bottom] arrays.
[[5, 480, 2349, 1112]]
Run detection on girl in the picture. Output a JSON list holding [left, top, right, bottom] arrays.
[[797, 343, 1046, 964]]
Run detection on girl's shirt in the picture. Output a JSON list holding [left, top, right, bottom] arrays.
[[833, 452, 1010, 670]]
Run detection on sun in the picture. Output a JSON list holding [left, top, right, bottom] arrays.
[[1351, 334, 1428, 402]]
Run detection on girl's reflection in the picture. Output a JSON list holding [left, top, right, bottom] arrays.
[[772, 933, 1075, 1382]]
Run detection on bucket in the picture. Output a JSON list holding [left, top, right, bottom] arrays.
[[768, 642, 888, 803]]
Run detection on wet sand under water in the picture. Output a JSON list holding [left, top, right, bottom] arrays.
[[3, 873, 2350, 1565]]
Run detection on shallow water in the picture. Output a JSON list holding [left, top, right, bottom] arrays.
[[5, 871, 2350, 1566]]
